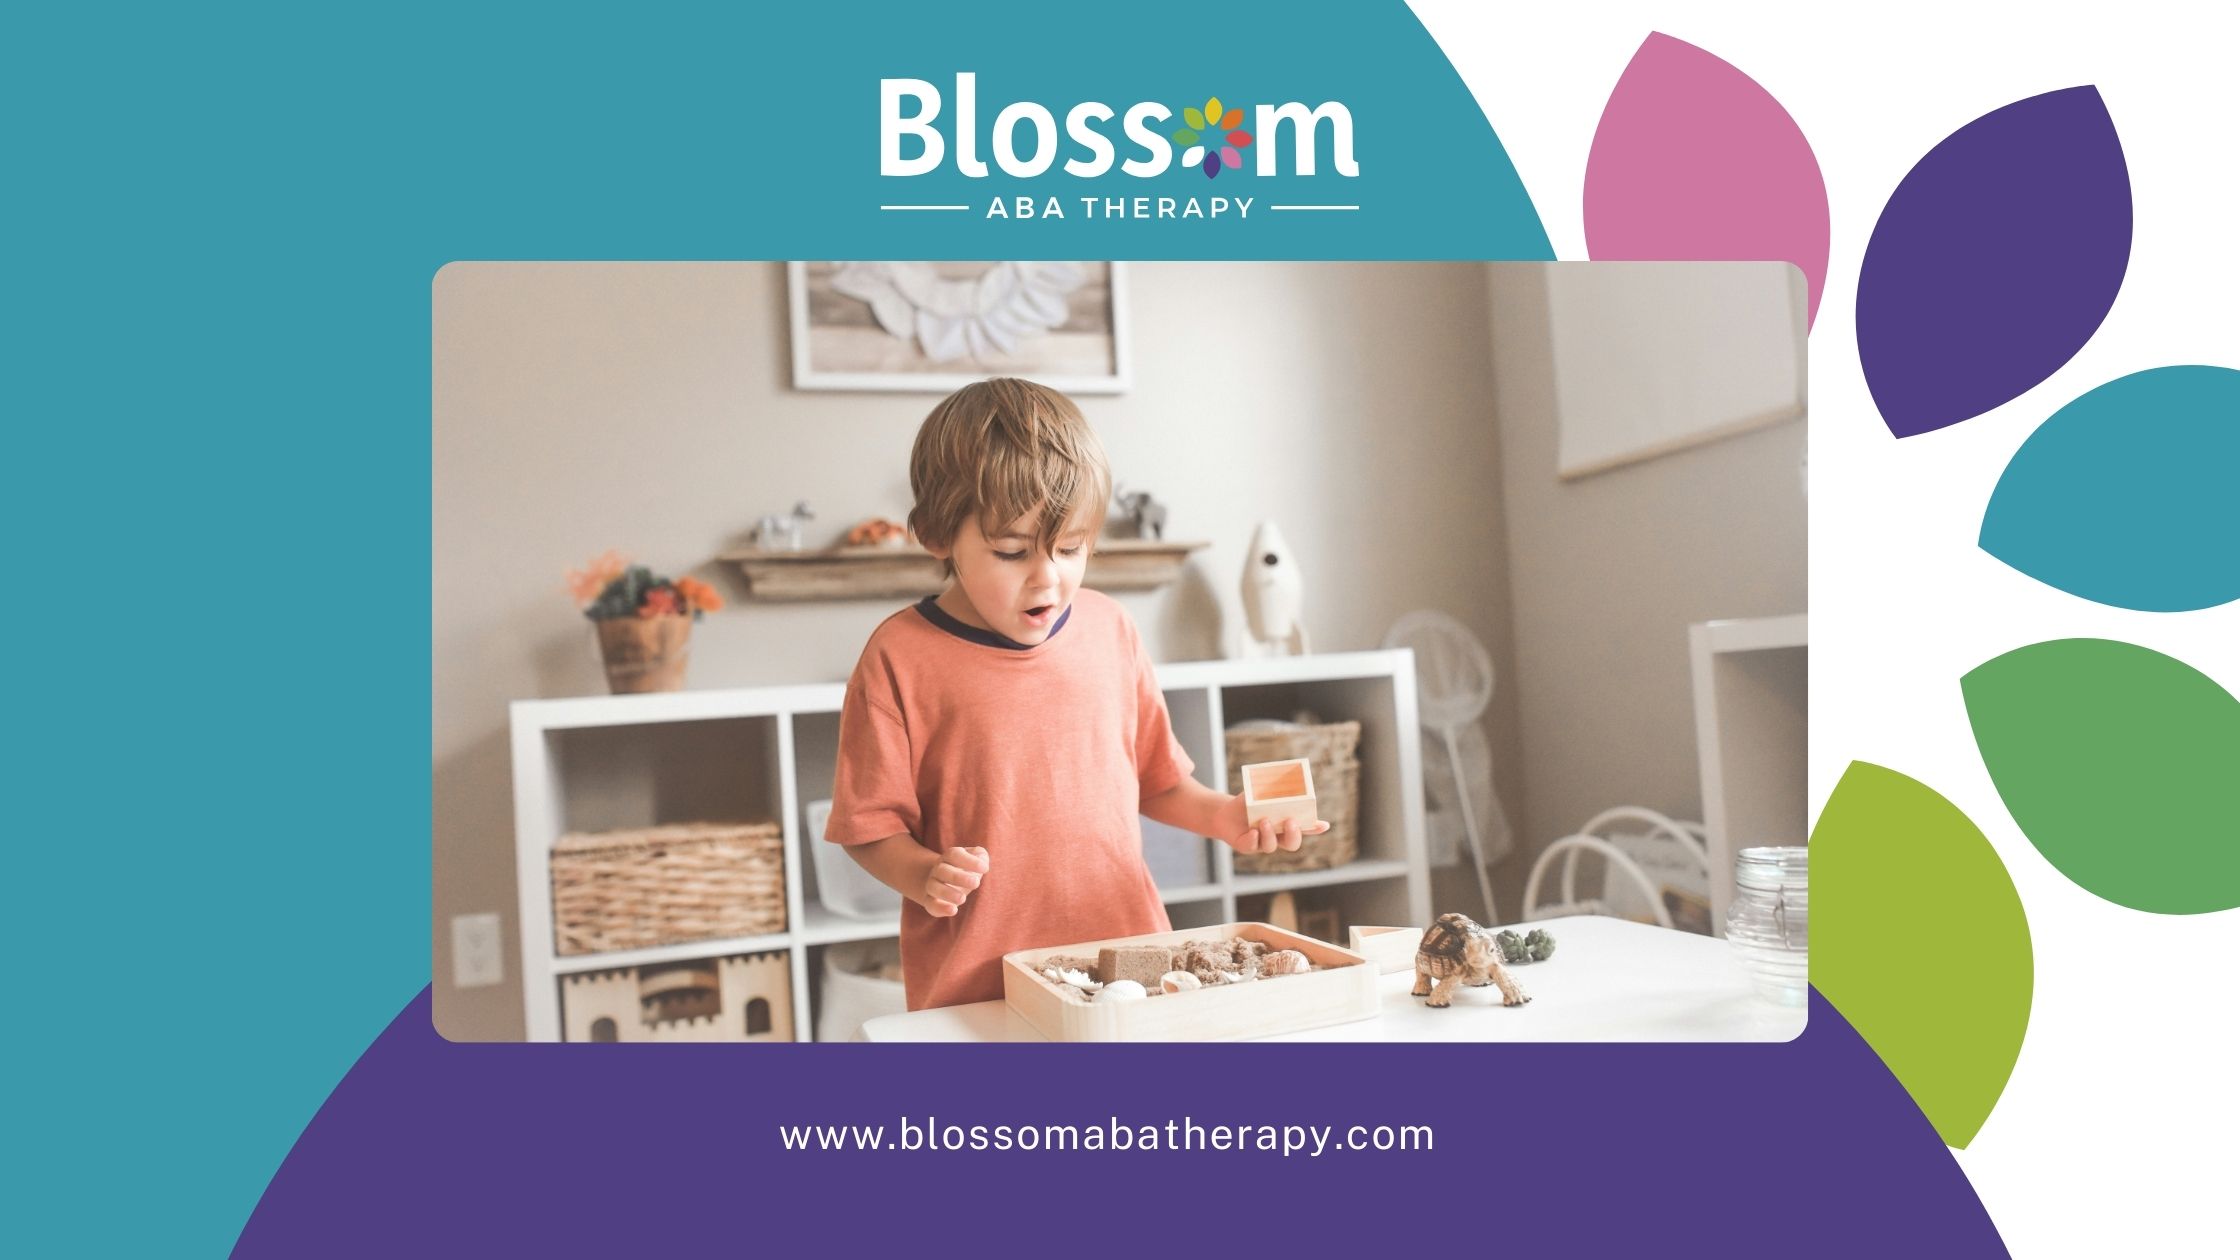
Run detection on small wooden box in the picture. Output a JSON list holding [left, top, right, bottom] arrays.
[[1002, 922, 1377, 1042], [1241, 758, 1317, 827], [1347, 925, 1425, 976]]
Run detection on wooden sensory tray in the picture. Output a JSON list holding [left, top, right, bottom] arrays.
[[1001, 922, 1378, 1043]]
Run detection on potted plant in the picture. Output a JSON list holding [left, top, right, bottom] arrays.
[[565, 550, 725, 693]]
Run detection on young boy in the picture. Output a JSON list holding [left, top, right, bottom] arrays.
[[825, 377, 1325, 1011]]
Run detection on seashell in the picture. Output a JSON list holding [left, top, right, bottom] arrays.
[[1219, 970, 1248, 984], [1159, 971, 1201, 994], [1259, 949, 1310, 977], [1057, 967, 1102, 992], [1096, 979, 1148, 1003]]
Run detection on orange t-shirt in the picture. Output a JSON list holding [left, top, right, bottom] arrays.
[[825, 587, 1192, 1010]]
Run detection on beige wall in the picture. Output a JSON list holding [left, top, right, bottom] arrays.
[[432, 262, 1527, 1038], [1484, 264, 1808, 888]]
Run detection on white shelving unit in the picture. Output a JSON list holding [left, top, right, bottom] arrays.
[[1688, 614, 1808, 936], [511, 649, 1429, 1042]]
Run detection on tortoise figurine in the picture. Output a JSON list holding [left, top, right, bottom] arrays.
[[1412, 912, 1531, 1008]]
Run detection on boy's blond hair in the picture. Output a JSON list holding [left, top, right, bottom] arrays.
[[908, 378, 1111, 578]]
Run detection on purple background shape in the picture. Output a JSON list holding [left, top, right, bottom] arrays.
[[1856, 86, 2131, 438], [235, 990, 2006, 1256]]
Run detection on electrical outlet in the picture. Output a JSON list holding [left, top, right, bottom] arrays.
[[452, 912, 504, 988]]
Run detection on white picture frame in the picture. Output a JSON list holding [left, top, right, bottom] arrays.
[[788, 261, 1132, 393]]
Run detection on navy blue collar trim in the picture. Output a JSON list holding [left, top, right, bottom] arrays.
[[915, 595, 1069, 650]]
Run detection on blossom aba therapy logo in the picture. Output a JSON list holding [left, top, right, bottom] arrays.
[[878, 73, 1358, 220]]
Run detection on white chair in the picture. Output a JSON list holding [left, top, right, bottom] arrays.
[[1381, 610, 1512, 922], [1521, 806, 1710, 929]]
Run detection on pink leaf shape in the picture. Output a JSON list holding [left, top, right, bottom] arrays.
[[1585, 32, 1830, 328]]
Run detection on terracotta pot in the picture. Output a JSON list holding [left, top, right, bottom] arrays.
[[594, 615, 692, 693]]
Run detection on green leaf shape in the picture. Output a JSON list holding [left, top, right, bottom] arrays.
[[1964, 637, 2240, 913], [1171, 127, 1198, 146], [1184, 107, 1205, 130], [1813, 760, 2032, 1148]]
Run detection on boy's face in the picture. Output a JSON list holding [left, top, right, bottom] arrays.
[[928, 507, 1093, 645]]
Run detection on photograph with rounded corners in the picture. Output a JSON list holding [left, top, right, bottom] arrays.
[[432, 260, 1808, 1044]]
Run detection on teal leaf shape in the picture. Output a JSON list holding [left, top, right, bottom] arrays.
[[1981, 365, 2240, 612], [1965, 638, 2240, 913], [1813, 761, 2032, 1148]]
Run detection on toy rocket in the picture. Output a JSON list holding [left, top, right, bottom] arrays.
[[1237, 519, 1310, 657]]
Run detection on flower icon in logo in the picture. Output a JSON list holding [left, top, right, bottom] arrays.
[[1172, 95, 1252, 178]]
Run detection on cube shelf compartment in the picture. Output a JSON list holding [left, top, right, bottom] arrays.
[[511, 650, 1430, 1041], [1687, 614, 1807, 936]]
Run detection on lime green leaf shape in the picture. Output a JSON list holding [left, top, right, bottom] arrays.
[[1813, 760, 2032, 1148], [1964, 637, 2240, 913]]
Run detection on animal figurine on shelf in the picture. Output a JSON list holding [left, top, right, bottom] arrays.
[[1412, 912, 1531, 1009], [1112, 486, 1169, 541], [1235, 519, 1311, 658], [754, 500, 816, 552]]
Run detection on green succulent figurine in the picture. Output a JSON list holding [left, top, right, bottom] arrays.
[[1491, 928, 1556, 965]]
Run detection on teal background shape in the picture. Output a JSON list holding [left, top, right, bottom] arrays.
[[1980, 365, 2240, 612], [9, 2, 1549, 1252]]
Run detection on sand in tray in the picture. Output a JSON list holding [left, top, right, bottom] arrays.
[[1043, 938, 1318, 1001]]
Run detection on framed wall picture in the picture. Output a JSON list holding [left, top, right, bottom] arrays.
[[1546, 262, 1808, 479], [788, 261, 1130, 393]]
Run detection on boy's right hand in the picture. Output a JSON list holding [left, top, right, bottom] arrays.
[[920, 846, 989, 917]]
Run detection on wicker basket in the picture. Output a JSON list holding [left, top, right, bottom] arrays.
[[551, 821, 785, 956], [1226, 721, 1361, 872]]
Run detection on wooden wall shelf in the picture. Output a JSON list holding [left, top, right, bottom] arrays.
[[718, 539, 1208, 601]]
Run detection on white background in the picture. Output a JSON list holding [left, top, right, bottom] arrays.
[[1411, 2, 2239, 1253]]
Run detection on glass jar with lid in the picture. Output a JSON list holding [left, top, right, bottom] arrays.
[[1727, 846, 1808, 1005]]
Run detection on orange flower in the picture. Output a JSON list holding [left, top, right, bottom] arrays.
[[565, 549, 630, 606], [675, 576, 725, 613]]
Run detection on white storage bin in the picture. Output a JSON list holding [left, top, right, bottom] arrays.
[[1140, 816, 1210, 889], [805, 798, 905, 920], [818, 940, 907, 1042]]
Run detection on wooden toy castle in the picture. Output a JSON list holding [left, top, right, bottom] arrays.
[[560, 950, 793, 1043]]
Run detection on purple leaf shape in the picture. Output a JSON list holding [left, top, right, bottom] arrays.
[[1857, 87, 2131, 438], [1586, 32, 1831, 328], [1203, 151, 1220, 178]]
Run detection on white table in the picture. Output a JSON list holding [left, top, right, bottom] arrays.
[[857, 915, 1807, 1042]]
